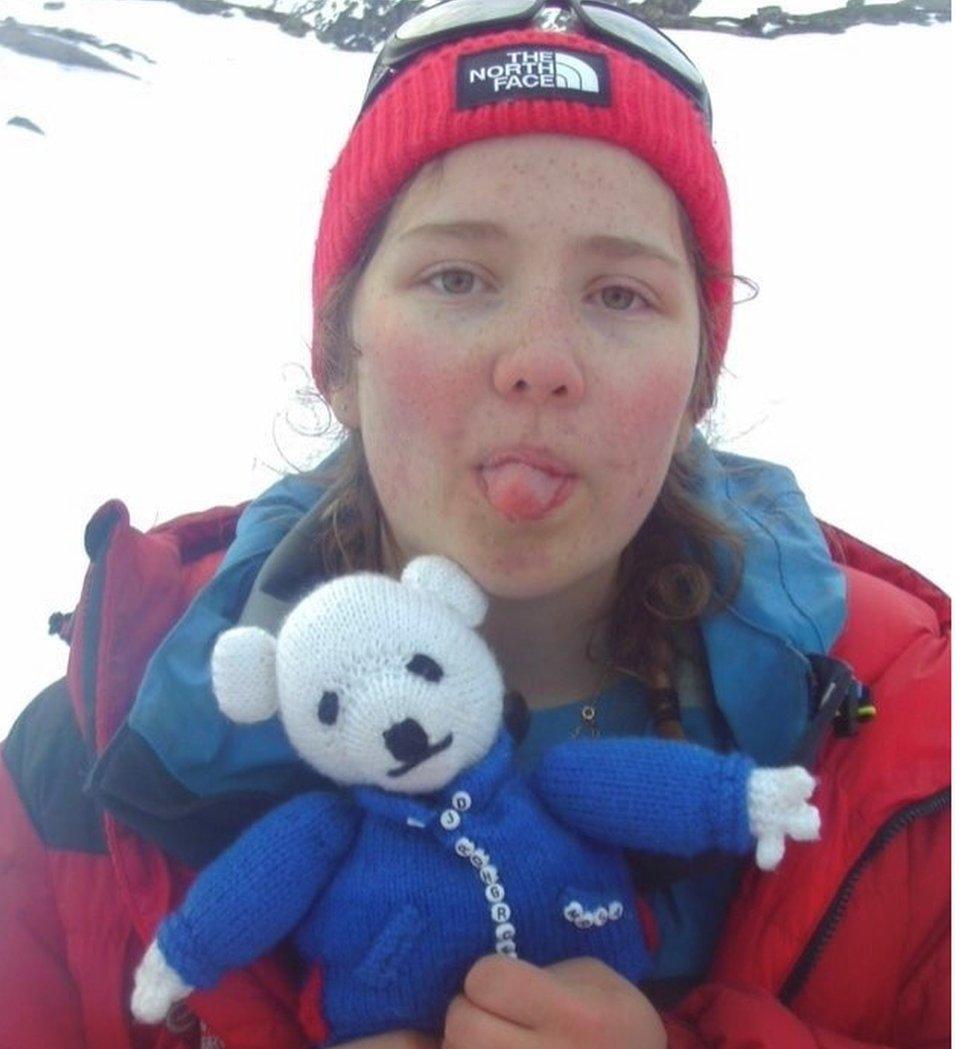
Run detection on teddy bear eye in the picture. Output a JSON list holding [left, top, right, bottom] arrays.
[[318, 690, 339, 725], [406, 653, 443, 683]]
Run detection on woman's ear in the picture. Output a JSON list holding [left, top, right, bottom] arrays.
[[328, 378, 360, 429]]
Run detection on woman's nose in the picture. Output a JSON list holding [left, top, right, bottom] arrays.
[[491, 323, 586, 407]]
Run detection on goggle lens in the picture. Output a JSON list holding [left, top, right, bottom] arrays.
[[579, 3, 710, 123], [581, 5, 703, 90], [362, 0, 711, 129], [395, 0, 538, 41]]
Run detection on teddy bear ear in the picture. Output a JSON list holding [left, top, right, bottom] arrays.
[[401, 556, 488, 628], [211, 626, 279, 724]]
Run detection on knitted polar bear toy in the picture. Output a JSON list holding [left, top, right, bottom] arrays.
[[132, 556, 819, 1044]]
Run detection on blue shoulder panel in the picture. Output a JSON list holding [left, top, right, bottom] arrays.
[[695, 438, 846, 764], [126, 436, 846, 801], [127, 472, 323, 796]]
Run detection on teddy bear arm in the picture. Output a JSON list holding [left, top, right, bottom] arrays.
[[531, 736, 757, 858], [156, 790, 358, 989]]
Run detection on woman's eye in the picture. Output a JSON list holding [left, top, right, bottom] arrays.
[[427, 269, 481, 295], [598, 285, 651, 311]]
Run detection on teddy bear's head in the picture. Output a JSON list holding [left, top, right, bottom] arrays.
[[210, 556, 505, 794]]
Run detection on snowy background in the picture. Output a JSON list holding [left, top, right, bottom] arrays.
[[0, 0, 957, 735]]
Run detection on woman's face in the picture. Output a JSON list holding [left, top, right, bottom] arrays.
[[338, 134, 701, 601]]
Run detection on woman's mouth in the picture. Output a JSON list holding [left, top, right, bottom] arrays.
[[477, 449, 578, 523]]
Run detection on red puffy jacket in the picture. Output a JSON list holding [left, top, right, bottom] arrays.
[[0, 500, 949, 1049]]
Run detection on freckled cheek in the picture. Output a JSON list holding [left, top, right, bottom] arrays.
[[598, 369, 693, 487], [361, 340, 475, 446], [358, 340, 479, 522]]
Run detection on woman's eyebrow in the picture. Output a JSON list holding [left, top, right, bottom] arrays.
[[396, 220, 507, 244], [395, 222, 681, 269], [580, 234, 682, 269]]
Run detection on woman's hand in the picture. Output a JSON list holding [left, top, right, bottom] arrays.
[[336, 1033, 439, 1049], [442, 955, 667, 1049]]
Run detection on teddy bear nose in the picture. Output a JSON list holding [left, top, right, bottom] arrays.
[[383, 718, 430, 763]]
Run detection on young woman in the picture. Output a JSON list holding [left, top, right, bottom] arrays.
[[0, 2, 949, 1047]]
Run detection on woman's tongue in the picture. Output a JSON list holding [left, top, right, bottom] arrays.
[[481, 461, 570, 522]]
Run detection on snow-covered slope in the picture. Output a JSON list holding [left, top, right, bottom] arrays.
[[0, 1, 953, 732]]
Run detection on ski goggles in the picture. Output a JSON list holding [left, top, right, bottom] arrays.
[[360, 0, 713, 130]]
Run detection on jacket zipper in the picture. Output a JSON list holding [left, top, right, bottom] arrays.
[[79, 505, 126, 749], [81, 560, 109, 747], [778, 788, 950, 1004]]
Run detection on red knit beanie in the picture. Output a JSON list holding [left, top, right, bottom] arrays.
[[311, 27, 732, 398]]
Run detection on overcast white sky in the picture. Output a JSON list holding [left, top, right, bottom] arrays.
[[0, 1, 961, 737]]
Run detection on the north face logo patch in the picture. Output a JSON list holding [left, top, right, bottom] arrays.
[[457, 47, 611, 109]]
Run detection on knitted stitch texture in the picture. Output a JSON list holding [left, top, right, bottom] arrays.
[[157, 790, 358, 990], [747, 765, 820, 869], [153, 732, 761, 1044], [212, 562, 505, 795], [533, 736, 755, 856], [136, 556, 819, 1037]]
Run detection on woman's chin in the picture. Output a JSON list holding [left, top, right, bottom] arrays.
[[460, 551, 608, 605]]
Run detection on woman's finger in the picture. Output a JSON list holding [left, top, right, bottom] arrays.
[[335, 1031, 440, 1049], [443, 990, 532, 1049], [461, 955, 571, 1030]]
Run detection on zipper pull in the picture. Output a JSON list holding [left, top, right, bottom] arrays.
[[833, 678, 876, 737], [791, 655, 875, 768]]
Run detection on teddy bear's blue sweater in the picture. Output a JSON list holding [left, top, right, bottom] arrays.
[[158, 731, 754, 1044]]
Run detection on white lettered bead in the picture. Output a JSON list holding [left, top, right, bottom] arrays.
[[563, 901, 583, 922], [485, 883, 505, 904]]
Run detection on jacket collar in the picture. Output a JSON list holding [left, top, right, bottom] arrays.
[[691, 439, 846, 764], [110, 436, 845, 816], [121, 472, 327, 798]]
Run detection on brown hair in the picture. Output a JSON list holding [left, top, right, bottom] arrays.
[[305, 172, 748, 740]]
